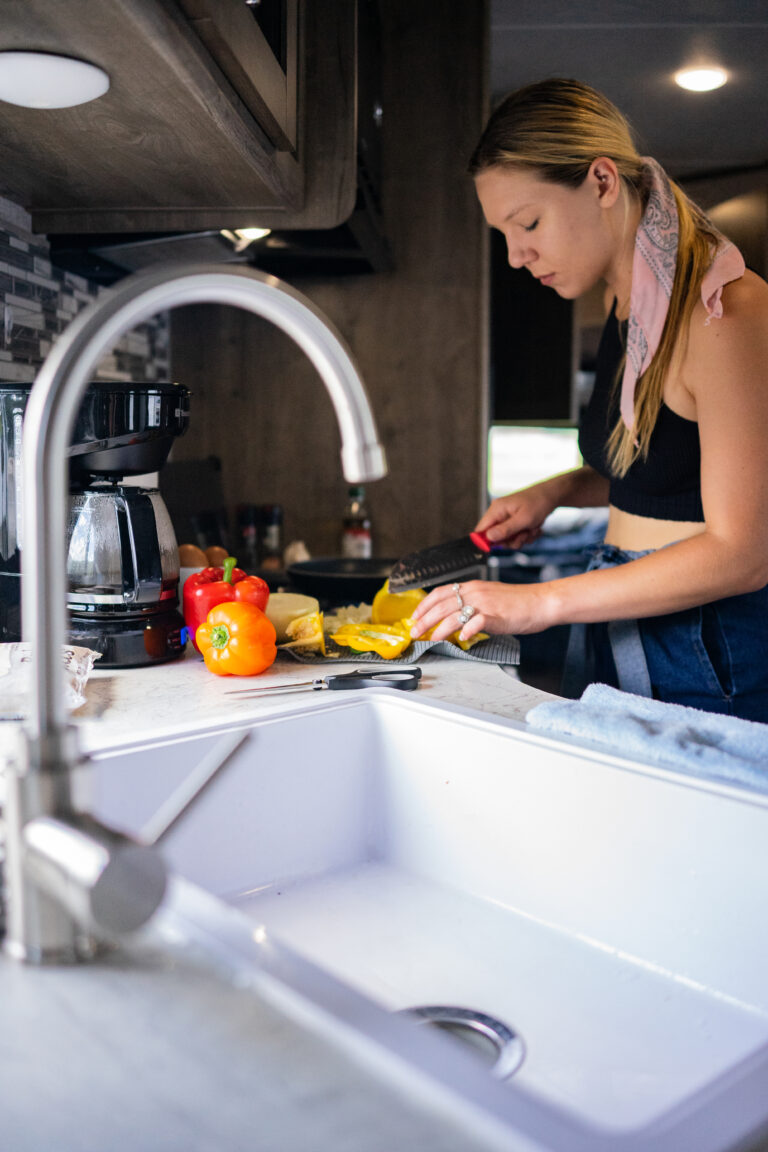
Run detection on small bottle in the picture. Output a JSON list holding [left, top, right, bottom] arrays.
[[341, 485, 372, 559]]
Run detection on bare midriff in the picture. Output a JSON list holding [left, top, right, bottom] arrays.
[[604, 505, 705, 552]]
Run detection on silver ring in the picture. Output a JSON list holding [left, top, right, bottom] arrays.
[[452, 582, 464, 610], [458, 605, 476, 626]]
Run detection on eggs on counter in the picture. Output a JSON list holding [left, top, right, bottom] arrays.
[[178, 543, 229, 568]]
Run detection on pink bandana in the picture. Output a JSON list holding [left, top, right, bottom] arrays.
[[620, 158, 745, 431]]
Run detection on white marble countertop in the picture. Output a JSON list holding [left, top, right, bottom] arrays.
[[1, 875, 536, 1152], [0, 645, 556, 766], [68, 647, 557, 754]]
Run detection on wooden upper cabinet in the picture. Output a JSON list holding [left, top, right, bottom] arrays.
[[0, 0, 357, 234], [176, 0, 298, 152]]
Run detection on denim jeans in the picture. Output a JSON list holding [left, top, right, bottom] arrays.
[[562, 543, 768, 722]]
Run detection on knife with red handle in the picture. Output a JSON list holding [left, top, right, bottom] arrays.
[[387, 530, 494, 590]]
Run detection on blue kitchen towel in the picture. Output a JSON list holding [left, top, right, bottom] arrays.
[[526, 682, 768, 793]]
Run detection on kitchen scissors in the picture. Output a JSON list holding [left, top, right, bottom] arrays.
[[225, 666, 422, 697]]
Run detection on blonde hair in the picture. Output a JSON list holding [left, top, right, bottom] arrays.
[[470, 79, 720, 476]]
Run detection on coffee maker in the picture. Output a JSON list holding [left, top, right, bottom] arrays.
[[1, 380, 190, 667]]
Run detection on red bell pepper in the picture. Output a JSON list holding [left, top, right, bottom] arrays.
[[183, 556, 269, 653]]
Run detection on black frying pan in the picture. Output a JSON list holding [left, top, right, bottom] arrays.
[[286, 557, 396, 605]]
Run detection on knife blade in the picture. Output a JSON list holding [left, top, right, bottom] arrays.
[[387, 530, 493, 590]]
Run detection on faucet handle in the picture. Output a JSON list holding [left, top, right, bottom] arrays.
[[6, 728, 250, 961], [24, 812, 167, 940]]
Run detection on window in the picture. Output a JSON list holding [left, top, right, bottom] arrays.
[[488, 424, 582, 500]]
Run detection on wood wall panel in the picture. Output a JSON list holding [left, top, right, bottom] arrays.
[[170, 0, 488, 560]]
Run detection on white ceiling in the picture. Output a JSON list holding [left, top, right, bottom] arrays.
[[489, 0, 768, 181]]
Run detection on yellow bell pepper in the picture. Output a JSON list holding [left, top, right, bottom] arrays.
[[330, 621, 412, 659], [371, 581, 427, 625]]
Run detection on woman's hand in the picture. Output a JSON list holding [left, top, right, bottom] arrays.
[[409, 578, 555, 644], [474, 484, 555, 549], [476, 468, 609, 548]]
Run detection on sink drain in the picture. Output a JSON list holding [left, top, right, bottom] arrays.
[[397, 1005, 525, 1080]]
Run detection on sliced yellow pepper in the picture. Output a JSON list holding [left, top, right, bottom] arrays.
[[330, 621, 412, 659], [371, 581, 427, 625], [449, 629, 490, 651], [400, 615, 489, 652], [280, 610, 326, 655]]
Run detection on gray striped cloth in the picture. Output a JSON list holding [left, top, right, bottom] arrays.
[[279, 633, 519, 665]]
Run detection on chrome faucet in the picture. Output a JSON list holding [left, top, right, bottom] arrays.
[[4, 264, 387, 963]]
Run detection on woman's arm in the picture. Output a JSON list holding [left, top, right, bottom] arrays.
[[412, 274, 768, 643]]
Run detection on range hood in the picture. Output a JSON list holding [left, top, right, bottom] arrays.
[[48, 174, 391, 285]]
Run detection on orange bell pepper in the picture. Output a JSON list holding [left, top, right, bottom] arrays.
[[196, 601, 277, 677]]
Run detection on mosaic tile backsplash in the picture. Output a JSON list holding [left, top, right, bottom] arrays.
[[0, 195, 170, 384]]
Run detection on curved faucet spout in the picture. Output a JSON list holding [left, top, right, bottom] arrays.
[[22, 263, 387, 752], [8, 264, 387, 963]]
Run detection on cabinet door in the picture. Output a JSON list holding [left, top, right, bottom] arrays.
[[490, 230, 575, 422], [177, 0, 298, 151]]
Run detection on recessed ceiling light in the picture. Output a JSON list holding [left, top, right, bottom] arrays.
[[0, 51, 110, 109], [674, 66, 728, 92]]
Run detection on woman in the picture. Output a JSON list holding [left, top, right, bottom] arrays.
[[410, 78, 768, 721]]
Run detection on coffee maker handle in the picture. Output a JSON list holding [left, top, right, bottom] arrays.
[[119, 491, 163, 604]]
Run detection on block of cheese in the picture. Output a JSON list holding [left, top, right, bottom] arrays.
[[265, 592, 320, 642]]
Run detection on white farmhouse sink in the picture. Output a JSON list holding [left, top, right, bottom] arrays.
[[87, 692, 768, 1152]]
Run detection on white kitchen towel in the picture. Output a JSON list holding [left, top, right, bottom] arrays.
[[526, 682, 768, 793]]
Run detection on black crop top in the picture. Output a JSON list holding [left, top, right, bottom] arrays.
[[578, 304, 704, 521]]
